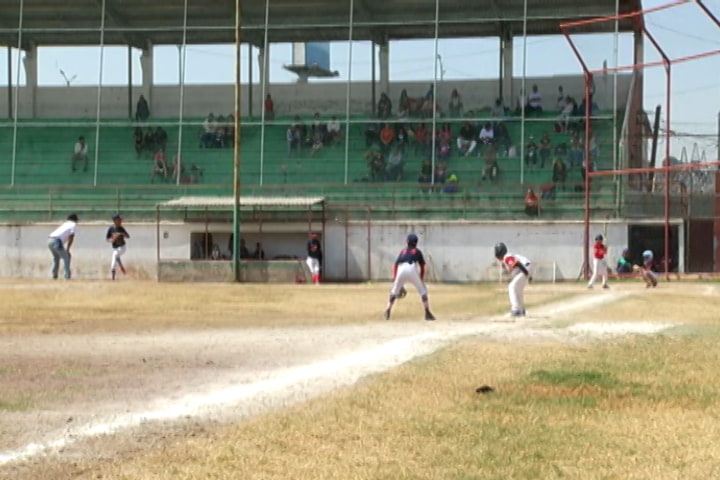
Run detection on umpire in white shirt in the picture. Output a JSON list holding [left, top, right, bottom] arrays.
[[48, 214, 78, 279]]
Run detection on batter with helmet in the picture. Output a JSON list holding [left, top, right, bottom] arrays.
[[494, 242, 532, 317], [587, 233, 609, 289], [384, 233, 436, 321]]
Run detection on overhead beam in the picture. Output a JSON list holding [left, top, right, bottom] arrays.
[[96, 0, 146, 49]]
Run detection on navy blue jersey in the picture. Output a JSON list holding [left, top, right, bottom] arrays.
[[106, 225, 129, 248], [395, 247, 425, 266], [307, 238, 323, 261]]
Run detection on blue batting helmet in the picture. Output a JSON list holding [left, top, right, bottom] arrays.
[[642, 250, 653, 262], [595, 234, 604, 242], [406, 233, 419, 246], [494, 242, 507, 259]]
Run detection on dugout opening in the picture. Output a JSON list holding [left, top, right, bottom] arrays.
[[627, 224, 679, 273]]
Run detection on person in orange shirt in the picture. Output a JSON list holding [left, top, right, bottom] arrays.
[[524, 188, 539, 216], [379, 123, 396, 154], [587, 233, 609, 289], [264, 94, 275, 120]]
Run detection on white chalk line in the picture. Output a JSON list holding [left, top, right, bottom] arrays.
[[0, 292, 671, 467]]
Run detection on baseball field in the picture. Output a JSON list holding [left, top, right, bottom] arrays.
[[1, 279, 719, 479]]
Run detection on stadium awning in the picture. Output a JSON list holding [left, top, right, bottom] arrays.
[[158, 196, 325, 209]]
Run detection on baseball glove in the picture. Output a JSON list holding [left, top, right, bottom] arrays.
[[397, 287, 407, 299], [632, 264, 641, 272]]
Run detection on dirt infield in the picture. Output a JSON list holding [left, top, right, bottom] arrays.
[[0, 280, 704, 479]]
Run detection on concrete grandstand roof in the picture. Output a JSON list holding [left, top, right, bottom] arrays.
[[0, 0, 642, 49], [158, 196, 325, 209]]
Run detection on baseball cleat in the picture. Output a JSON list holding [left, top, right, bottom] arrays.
[[510, 310, 523, 317], [602, 284, 609, 289], [424, 310, 436, 321], [383, 309, 391, 320]]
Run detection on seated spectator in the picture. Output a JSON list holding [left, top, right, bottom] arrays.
[[292, 115, 310, 148], [310, 127, 324, 156], [71, 136, 89, 172], [456, 122, 477, 157], [448, 89, 464, 118], [135, 94, 150, 122], [413, 123, 429, 157], [616, 248, 633, 274], [481, 145, 499, 182], [200, 113, 215, 148], [434, 160, 448, 185], [311, 112, 326, 137], [557, 96, 575, 132], [264, 94, 275, 120], [524, 188, 539, 216], [491, 98, 506, 119], [364, 144, 385, 182], [438, 123, 452, 145], [155, 126, 168, 153], [398, 89, 411, 118], [525, 84, 543, 115], [253, 242, 265, 260], [379, 123, 395, 154], [567, 133, 583, 168], [133, 127, 144, 157], [385, 144, 404, 181], [525, 136, 539, 167], [556, 86, 566, 111], [421, 84, 436, 118], [478, 122, 494, 147], [552, 156, 568, 191], [493, 121, 511, 153], [437, 136, 451, 163], [418, 159, 433, 191], [286, 125, 300, 157], [151, 149, 168, 183], [443, 173, 459, 194], [378, 93, 392, 119], [326, 115, 341, 145], [539, 132, 552, 168], [365, 122, 379, 147], [540, 183, 556, 200]]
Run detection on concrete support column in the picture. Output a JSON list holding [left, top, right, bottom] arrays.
[[257, 47, 269, 88], [22, 45, 37, 118], [140, 45, 154, 107], [500, 29, 513, 108], [628, 28, 644, 169], [379, 43, 389, 98]]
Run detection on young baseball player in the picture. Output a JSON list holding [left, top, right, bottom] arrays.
[[384, 233, 435, 321], [306, 233, 323, 284], [494, 242, 532, 317], [48, 213, 78, 280], [106, 214, 130, 280], [638, 249, 658, 288], [587, 233, 609, 289]]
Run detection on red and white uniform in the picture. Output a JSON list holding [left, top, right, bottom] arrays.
[[587, 241, 609, 288], [502, 252, 532, 313]]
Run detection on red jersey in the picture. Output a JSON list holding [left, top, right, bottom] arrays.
[[592, 241, 607, 260]]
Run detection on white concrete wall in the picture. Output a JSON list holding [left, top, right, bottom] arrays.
[[0, 74, 630, 119], [0, 218, 667, 282]]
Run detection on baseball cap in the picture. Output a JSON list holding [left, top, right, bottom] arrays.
[[112, 214, 122, 220]]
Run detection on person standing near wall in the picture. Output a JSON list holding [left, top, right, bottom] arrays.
[[587, 233, 609, 289], [106, 214, 130, 280], [306, 233, 323, 285], [48, 214, 78, 280]]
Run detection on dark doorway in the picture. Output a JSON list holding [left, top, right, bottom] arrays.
[[628, 224, 679, 273], [686, 220, 714, 272]]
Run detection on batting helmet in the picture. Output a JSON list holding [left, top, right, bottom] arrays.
[[494, 242, 507, 259], [406, 233, 419, 246], [642, 250, 653, 262], [595, 234, 604, 242]]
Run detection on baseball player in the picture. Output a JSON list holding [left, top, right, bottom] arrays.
[[587, 233, 609, 289], [638, 249, 658, 288], [48, 213, 78, 280], [106, 214, 130, 280], [494, 242, 532, 317], [306, 233, 323, 285], [384, 233, 436, 321]]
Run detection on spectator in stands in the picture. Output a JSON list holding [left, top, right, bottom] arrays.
[[326, 115, 341, 146], [448, 89, 464, 118], [421, 84, 435, 117], [491, 98, 506, 119], [456, 122, 477, 157], [286, 125, 300, 157], [155, 126, 168, 153], [365, 122, 379, 147], [412, 123, 429, 158], [552, 156, 568, 191], [385, 144, 404, 181], [398, 89, 411, 118], [557, 96, 575, 132], [72, 136, 89, 172], [264, 94, 275, 120], [365, 144, 385, 182], [225, 114, 236, 147], [443, 173, 459, 194], [525, 84, 543, 115], [556, 86, 567, 111], [434, 160, 448, 185], [311, 112, 325, 138], [478, 122, 494, 149], [379, 123, 396, 154], [378, 93, 392, 119], [481, 145, 499, 182], [539, 132, 552, 168], [143, 127, 156, 154], [200, 113, 216, 148], [310, 127, 324, 156], [395, 125, 410, 153], [524, 188, 539, 216], [151, 148, 168, 183], [418, 159, 432, 192], [292, 115, 310, 148], [253, 242, 265, 260], [133, 127, 144, 158], [436, 124, 452, 162], [135, 94, 150, 122], [568, 132, 583, 168], [525, 136, 539, 167]]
